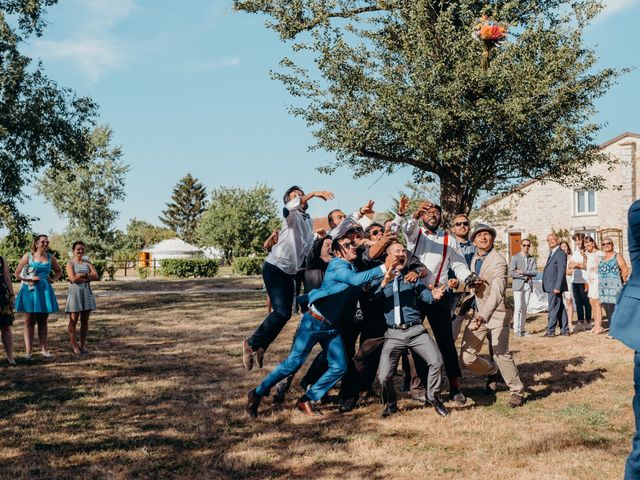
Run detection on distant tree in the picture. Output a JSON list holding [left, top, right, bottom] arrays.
[[119, 219, 176, 256], [36, 126, 129, 258], [0, 1, 97, 237], [160, 174, 207, 243], [235, 0, 623, 223], [196, 185, 279, 262]]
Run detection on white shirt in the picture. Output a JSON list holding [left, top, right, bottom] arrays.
[[570, 250, 586, 283], [392, 214, 471, 286], [266, 196, 314, 275], [327, 209, 365, 239]]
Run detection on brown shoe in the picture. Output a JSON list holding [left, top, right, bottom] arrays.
[[296, 396, 322, 416], [507, 394, 525, 408], [242, 339, 254, 371], [245, 388, 262, 417], [255, 347, 265, 368]]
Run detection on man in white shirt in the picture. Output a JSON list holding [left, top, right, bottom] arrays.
[[392, 197, 473, 404], [243, 186, 334, 370]]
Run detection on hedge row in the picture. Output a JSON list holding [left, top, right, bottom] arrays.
[[232, 256, 265, 276], [160, 258, 219, 278]]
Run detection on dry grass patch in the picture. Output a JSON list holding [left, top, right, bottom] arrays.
[[0, 278, 634, 479]]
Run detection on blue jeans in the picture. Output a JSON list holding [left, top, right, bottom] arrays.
[[255, 313, 348, 402], [626, 352, 640, 479], [249, 262, 295, 351]]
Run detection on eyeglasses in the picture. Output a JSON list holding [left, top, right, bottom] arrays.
[[369, 229, 382, 236], [340, 241, 356, 249], [602, 242, 613, 246], [454, 221, 470, 227], [521, 243, 531, 247]]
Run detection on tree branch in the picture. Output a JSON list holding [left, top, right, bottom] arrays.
[[297, 5, 391, 33], [359, 148, 434, 173]]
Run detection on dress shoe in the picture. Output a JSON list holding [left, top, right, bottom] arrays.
[[242, 339, 254, 370], [255, 347, 265, 368], [272, 392, 285, 407], [449, 387, 466, 405], [542, 332, 555, 338], [507, 393, 525, 408], [296, 395, 322, 416], [339, 397, 357, 413], [381, 403, 399, 418], [245, 388, 262, 417], [486, 371, 501, 392], [427, 397, 450, 417]]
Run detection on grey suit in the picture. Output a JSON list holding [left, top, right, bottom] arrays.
[[510, 253, 538, 336], [542, 247, 569, 335]]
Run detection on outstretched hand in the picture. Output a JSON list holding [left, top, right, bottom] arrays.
[[359, 200, 375, 216], [398, 196, 410, 215], [313, 191, 334, 201], [431, 284, 447, 301], [413, 200, 433, 219]]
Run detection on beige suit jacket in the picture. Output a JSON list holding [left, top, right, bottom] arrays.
[[471, 249, 514, 325]]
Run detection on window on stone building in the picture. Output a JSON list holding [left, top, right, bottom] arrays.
[[574, 189, 596, 215]]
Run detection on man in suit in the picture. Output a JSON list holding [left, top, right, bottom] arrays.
[[460, 224, 525, 408], [542, 233, 569, 337], [509, 240, 538, 337], [245, 235, 396, 418], [611, 199, 640, 479]]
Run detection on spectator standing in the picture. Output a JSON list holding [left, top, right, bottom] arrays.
[[0, 254, 16, 364], [542, 233, 569, 337], [598, 237, 629, 323], [584, 236, 605, 334], [569, 233, 591, 330], [559, 241, 575, 328], [65, 241, 99, 354], [509, 239, 537, 338], [14, 234, 62, 358]]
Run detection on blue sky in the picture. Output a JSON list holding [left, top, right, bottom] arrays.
[[16, 0, 640, 235]]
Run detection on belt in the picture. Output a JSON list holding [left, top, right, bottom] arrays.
[[389, 320, 422, 330], [309, 306, 331, 325]]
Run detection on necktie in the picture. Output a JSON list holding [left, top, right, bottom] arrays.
[[393, 276, 401, 326]]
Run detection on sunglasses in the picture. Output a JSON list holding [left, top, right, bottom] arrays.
[[369, 229, 382, 236], [602, 242, 613, 246], [521, 243, 531, 247], [454, 221, 470, 227], [340, 241, 357, 249]]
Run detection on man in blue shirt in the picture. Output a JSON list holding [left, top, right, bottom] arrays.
[[372, 242, 449, 418], [246, 235, 395, 417]]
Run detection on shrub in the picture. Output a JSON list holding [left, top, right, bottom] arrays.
[[233, 256, 265, 276], [160, 258, 219, 279], [92, 260, 107, 280], [136, 266, 150, 279]]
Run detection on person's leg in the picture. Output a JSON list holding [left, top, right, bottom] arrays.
[[460, 322, 493, 375], [603, 303, 615, 326], [305, 330, 348, 402], [624, 352, 640, 479], [563, 293, 574, 328], [377, 332, 404, 408], [255, 314, 318, 397], [490, 322, 524, 395], [407, 327, 444, 402], [512, 290, 525, 336], [80, 311, 90, 352], [68, 312, 80, 354], [353, 337, 385, 394], [248, 262, 295, 352], [572, 283, 586, 323], [1, 325, 14, 363], [425, 299, 462, 381], [23, 313, 35, 357], [590, 299, 603, 333], [37, 313, 49, 354], [338, 321, 362, 404], [558, 294, 569, 335], [300, 350, 328, 390], [546, 293, 561, 335]]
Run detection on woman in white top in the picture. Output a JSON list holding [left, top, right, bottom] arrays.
[[583, 236, 605, 334]]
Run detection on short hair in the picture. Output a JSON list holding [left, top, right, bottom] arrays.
[[572, 232, 585, 241], [559, 240, 572, 255], [72, 240, 86, 251], [327, 209, 342, 227], [283, 185, 303, 204], [452, 213, 469, 221], [30, 234, 48, 253], [365, 222, 384, 238], [385, 240, 405, 255], [331, 235, 349, 253], [547, 233, 560, 241]]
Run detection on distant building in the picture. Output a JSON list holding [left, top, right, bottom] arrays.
[[478, 132, 640, 265]]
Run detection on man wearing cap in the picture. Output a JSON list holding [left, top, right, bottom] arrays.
[[242, 186, 334, 370], [461, 224, 525, 408], [392, 197, 472, 404]]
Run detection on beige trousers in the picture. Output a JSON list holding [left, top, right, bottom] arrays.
[[460, 314, 525, 395]]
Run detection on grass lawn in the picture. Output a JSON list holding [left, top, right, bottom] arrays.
[[0, 277, 634, 479]]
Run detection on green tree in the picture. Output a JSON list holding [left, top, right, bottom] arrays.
[[119, 219, 176, 257], [235, 0, 622, 222], [0, 1, 97, 236], [36, 126, 129, 258], [196, 184, 278, 262], [160, 174, 207, 243]]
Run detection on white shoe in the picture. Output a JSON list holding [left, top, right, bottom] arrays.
[[41, 350, 53, 358]]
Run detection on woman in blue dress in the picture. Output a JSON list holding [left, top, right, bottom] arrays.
[[14, 234, 62, 359], [598, 236, 630, 325]]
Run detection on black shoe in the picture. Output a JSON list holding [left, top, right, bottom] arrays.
[[272, 393, 285, 407], [486, 372, 501, 392], [339, 397, 357, 413], [381, 403, 399, 418], [245, 388, 262, 417], [542, 332, 555, 338], [449, 387, 467, 405], [427, 397, 450, 417]]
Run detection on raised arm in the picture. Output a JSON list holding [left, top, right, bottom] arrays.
[[327, 200, 373, 239]]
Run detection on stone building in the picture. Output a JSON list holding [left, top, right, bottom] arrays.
[[478, 132, 640, 265]]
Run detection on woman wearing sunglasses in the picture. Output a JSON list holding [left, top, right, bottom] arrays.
[[598, 237, 630, 324]]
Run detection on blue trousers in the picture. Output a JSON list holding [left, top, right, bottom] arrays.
[[255, 313, 347, 402], [547, 292, 569, 335], [626, 352, 640, 479], [249, 261, 295, 351]]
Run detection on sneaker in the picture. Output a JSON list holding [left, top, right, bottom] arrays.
[[41, 350, 53, 358], [242, 339, 254, 371], [507, 393, 525, 408]]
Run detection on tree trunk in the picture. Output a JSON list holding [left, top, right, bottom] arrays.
[[438, 175, 474, 228]]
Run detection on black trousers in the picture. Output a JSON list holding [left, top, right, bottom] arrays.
[[421, 295, 462, 380], [572, 282, 591, 322]]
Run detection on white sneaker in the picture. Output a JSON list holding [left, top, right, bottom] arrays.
[[41, 350, 53, 358]]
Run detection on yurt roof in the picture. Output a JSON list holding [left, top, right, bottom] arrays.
[[143, 238, 202, 254]]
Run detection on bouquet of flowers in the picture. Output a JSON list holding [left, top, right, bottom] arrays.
[[472, 14, 507, 70]]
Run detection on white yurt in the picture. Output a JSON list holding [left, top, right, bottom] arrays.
[[140, 238, 203, 269]]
